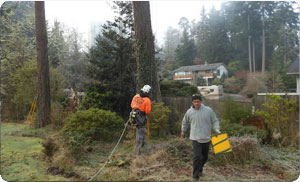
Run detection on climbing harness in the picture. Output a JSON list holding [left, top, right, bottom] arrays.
[[25, 96, 38, 127], [88, 120, 130, 181]]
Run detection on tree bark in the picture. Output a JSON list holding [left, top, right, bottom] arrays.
[[133, 1, 161, 102], [252, 41, 256, 72], [262, 5, 266, 74], [248, 15, 252, 73], [35, 1, 51, 128]]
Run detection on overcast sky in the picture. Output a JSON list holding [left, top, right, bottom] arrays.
[[0, 1, 222, 47], [44, 1, 223, 47]]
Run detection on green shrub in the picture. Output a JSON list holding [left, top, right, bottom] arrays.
[[63, 108, 124, 142], [256, 95, 299, 147], [148, 102, 171, 138], [222, 97, 252, 123], [220, 120, 267, 143], [80, 86, 113, 111], [160, 80, 199, 97]]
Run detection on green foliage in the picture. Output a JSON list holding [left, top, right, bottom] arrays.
[[227, 60, 246, 77], [80, 85, 113, 111], [223, 76, 242, 94], [148, 102, 171, 138], [48, 20, 67, 68], [222, 97, 252, 123], [220, 120, 267, 142], [86, 2, 136, 117], [256, 95, 299, 147], [174, 28, 196, 66], [160, 80, 199, 97], [63, 108, 123, 145], [59, 28, 88, 90], [9, 60, 65, 120], [212, 78, 222, 85]]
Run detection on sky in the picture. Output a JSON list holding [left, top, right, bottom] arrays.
[[0, 1, 222, 47], [44, 1, 223, 48]]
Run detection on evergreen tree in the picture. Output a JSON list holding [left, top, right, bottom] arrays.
[[86, 1, 137, 117], [175, 17, 196, 67], [0, 2, 36, 120], [48, 20, 67, 68]]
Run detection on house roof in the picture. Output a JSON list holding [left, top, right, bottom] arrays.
[[287, 57, 299, 75], [173, 63, 224, 72]]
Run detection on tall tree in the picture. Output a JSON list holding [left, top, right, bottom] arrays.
[[163, 26, 180, 65], [1, 2, 36, 120], [175, 26, 196, 66], [86, 1, 137, 117], [133, 1, 161, 101], [48, 19, 67, 68], [35, 1, 50, 128], [261, 4, 265, 74]]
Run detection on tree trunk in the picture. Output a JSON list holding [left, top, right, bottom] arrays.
[[248, 15, 252, 73], [35, 1, 51, 128], [133, 1, 161, 102], [252, 41, 256, 73], [262, 6, 266, 74]]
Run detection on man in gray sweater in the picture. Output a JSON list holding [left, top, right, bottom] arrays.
[[181, 94, 220, 181]]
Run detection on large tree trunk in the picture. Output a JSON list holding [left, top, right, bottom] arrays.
[[133, 1, 161, 102], [248, 15, 252, 73], [261, 6, 266, 74], [252, 41, 256, 72], [35, 1, 51, 128]]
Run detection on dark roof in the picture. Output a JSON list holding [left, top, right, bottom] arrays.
[[287, 57, 299, 75], [173, 63, 224, 72]]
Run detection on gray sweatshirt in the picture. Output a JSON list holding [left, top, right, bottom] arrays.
[[181, 104, 220, 143]]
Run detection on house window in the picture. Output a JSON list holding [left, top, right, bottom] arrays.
[[217, 69, 220, 76], [210, 89, 214, 92]]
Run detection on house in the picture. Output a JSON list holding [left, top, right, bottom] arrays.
[[287, 57, 299, 94], [173, 62, 228, 86]]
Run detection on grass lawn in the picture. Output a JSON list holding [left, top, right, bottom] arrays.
[[1, 122, 69, 181], [1, 122, 299, 181]]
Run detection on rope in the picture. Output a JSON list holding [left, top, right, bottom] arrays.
[[88, 120, 129, 181]]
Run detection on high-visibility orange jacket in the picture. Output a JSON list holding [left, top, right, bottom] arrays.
[[131, 94, 151, 115]]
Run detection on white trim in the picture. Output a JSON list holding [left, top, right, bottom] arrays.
[[257, 93, 299, 96]]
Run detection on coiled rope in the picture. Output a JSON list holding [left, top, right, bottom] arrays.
[[88, 120, 129, 181]]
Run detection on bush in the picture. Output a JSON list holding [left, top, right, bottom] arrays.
[[160, 80, 199, 97], [8, 60, 65, 121], [148, 102, 171, 138], [62, 108, 124, 156], [220, 120, 267, 143], [80, 86, 113, 111], [222, 97, 252, 124], [63, 108, 124, 141], [256, 95, 299, 147], [223, 76, 241, 94]]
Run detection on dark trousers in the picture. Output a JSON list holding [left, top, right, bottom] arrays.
[[192, 140, 210, 179]]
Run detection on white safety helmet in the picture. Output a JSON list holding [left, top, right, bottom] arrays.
[[141, 85, 151, 93]]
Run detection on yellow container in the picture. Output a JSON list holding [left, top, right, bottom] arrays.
[[211, 133, 232, 156]]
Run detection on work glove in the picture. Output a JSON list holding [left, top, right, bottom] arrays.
[[215, 129, 221, 134]]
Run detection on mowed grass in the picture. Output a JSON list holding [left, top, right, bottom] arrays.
[[1, 122, 67, 181]]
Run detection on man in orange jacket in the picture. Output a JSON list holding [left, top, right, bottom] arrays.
[[130, 85, 151, 154]]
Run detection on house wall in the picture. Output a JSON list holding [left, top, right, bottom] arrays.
[[216, 65, 228, 78]]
